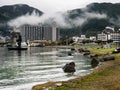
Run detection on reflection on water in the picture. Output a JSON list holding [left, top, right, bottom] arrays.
[[0, 47, 93, 90]]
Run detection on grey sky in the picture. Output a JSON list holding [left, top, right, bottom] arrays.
[[0, 0, 119, 13]]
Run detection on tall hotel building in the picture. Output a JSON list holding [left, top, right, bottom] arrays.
[[20, 24, 60, 42]]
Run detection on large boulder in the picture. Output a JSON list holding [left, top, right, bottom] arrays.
[[63, 62, 76, 73]]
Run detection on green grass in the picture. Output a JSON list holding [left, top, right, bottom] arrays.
[[88, 48, 115, 55]]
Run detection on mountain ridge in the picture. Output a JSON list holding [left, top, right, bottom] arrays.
[[0, 4, 43, 23], [60, 2, 120, 37], [1, 3, 120, 37], [0, 4, 43, 36]]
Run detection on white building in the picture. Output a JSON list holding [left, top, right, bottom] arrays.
[[72, 36, 80, 43], [72, 35, 86, 43], [98, 33, 108, 41], [110, 33, 120, 43], [98, 26, 116, 41], [97, 32, 120, 43], [90, 36, 96, 41], [81, 35, 86, 39]]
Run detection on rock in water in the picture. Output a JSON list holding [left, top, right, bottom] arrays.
[[91, 58, 99, 68], [63, 62, 76, 73]]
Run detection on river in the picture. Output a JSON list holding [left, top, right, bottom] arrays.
[[0, 47, 93, 90]]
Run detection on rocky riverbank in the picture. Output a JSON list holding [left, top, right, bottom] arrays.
[[32, 46, 120, 90]]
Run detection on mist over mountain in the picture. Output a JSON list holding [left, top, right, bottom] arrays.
[[1, 3, 120, 37], [0, 4, 43, 36], [61, 3, 120, 37], [0, 4, 43, 23]]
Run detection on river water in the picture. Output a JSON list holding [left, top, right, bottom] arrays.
[[0, 47, 93, 90]]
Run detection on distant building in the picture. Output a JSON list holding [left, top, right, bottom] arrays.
[[5, 36, 11, 42], [20, 24, 60, 42], [97, 26, 114, 41], [72, 35, 86, 43], [97, 33, 108, 41], [90, 36, 96, 41], [110, 33, 120, 43], [72, 36, 80, 43], [0, 36, 5, 42], [97, 27, 120, 43], [81, 35, 86, 39], [102, 26, 114, 34], [72, 35, 97, 44]]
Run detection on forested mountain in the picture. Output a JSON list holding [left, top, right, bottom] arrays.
[[61, 3, 120, 37], [1, 3, 120, 37], [0, 4, 43, 36], [0, 4, 43, 23]]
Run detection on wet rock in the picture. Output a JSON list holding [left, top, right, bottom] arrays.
[[102, 55, 115, 61], [68, 52, 72, 56], [89, 54, 98, 58], [63, 62, 76, 73], [78, 48, 90, 53], [83, 52, 90, 56], [71, 48, 75, 51], [78, 48, 84, 52], [91, 58, 99, 68], [84, 50, 90, 52]]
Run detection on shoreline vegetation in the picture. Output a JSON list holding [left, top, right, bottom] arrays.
[[32, 44, 120, 90]]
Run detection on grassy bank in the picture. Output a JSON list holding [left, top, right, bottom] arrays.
[[32, 46, 120, 90]]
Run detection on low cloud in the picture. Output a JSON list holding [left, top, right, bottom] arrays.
[[8, 11, 42, 28], [84, 12, 107, 19], [68, 12, 107, 27], [109, 17, 120, 26], [8, 10, 107, 28]]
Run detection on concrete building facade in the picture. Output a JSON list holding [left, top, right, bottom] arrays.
[[97, 33, 108, 41], [97, 32, 120, 43], [20, 24, 60, 42], [110, 33, 120, 43]]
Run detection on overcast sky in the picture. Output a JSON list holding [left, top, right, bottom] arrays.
[[0, 0, 120, 14]]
